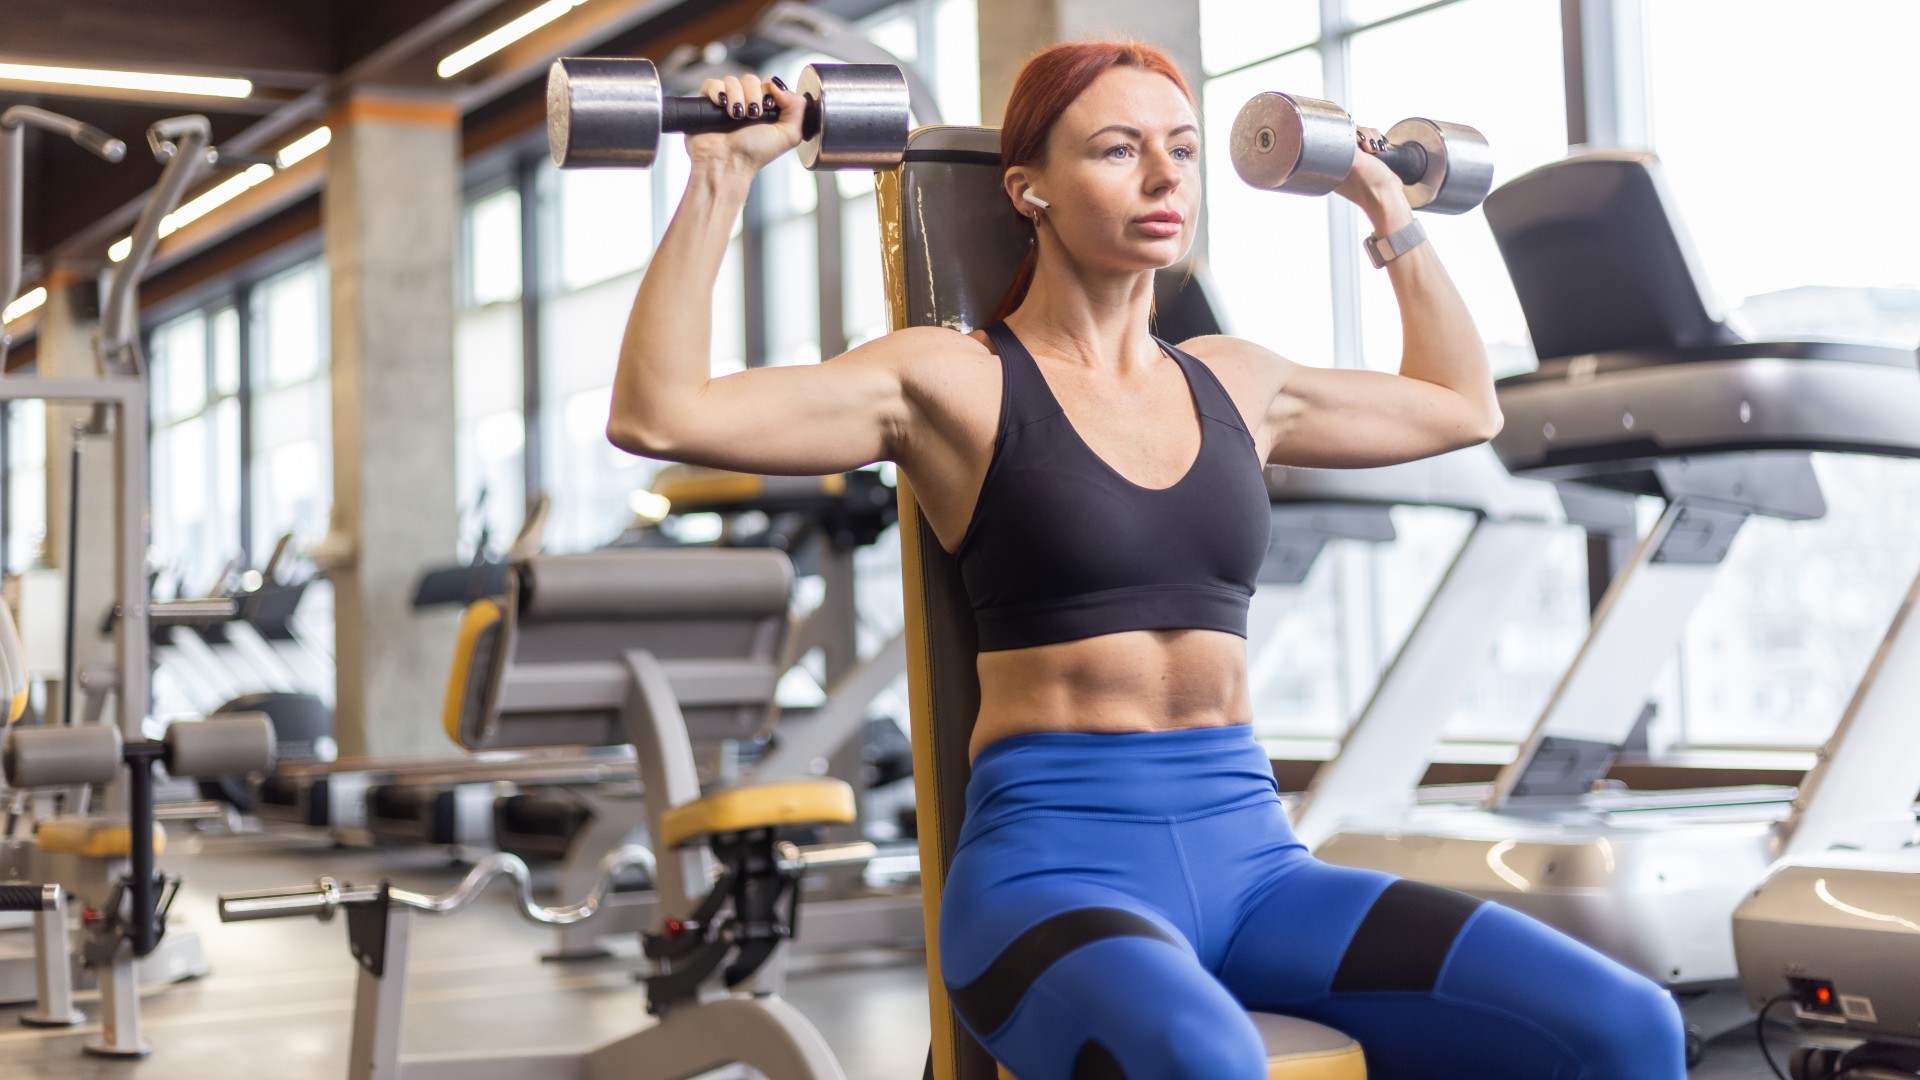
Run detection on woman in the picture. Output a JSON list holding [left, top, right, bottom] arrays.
[[610, 40, 1685, 1080]]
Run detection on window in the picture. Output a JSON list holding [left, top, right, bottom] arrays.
[[528, 150, 747, 553], [1636, 3, 1920, 747], [456, 185, 528, 559], [5, 400, 45, 574], [148, 307, 243, 592], [1346, 0, 1566, 375], [1198, 0, 1576, 746], [250, 258, 331, 555], [1644, 2, 1920, 348]]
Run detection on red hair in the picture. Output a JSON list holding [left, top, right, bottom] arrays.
[[989, 41, 1196, 325]]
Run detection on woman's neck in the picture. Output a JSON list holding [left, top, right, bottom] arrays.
[[1004, 254, 1161, 372]]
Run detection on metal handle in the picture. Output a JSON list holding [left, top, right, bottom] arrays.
[[220, 845, 657, 928], [1375, 140, 1430, 187], [659, 93, 808, 136]]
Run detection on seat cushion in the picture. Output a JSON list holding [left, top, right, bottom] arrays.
[[37, 816, 167, 859], [995, 1012, 1365, 1080], [658, 780, 856, 849]]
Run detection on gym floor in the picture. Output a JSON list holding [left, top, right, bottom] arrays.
[[1, 828, 1802, 1080]]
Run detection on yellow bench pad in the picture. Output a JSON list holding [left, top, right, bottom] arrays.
[[998, 1013, 1365, 1080], [38, 816, 167, 859], [659, 780, 856, 849]]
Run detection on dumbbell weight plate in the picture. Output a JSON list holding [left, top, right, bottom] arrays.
[[794, 63, 909, 170], [549, 57, 663, 168], [1384, 117, 1495, 215], [1230, 91, 1356, 197]]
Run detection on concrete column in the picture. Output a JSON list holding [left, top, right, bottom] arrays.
[[975, 0, 1205, 126], [324, 93, 461, 758], [38, 265, 119, 725]]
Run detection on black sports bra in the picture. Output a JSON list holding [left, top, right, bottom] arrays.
[[954, 322, 1272, 652]]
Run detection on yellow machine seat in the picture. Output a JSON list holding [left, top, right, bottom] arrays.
[[998, 1013, 1365, 1079], [37, 816, 166, 859], [659, 780, 857, 849]]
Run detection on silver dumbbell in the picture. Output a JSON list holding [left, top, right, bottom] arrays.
[[547, 57, 910, 171], [1230, 92, 1494, 214]]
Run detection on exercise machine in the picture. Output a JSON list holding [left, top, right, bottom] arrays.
[[221, 548, 863, 1079], [1730, 344, 1920, 1080], [1312, 150, 1920, 1062]]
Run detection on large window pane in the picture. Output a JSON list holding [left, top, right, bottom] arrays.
[[1348, 0, 1566, 374], [455, 302, 526, 558], [764, 214, 820, 366], [1198, 0, 1319, 77], [541, 271, 656, 552], [1645, 1, 1920, 345], [1682, 456, 1920, 747], [1202, 50, 1334, 365], [255, 261, 327, 388], [932, 0, 981, 125], [251, 258, 331, 550], [1442, 527, 1590, 742], [465, 187, 523, 307], [152, 312, 207, 425], [6, 401, 45, 573], [551, 166, 651, 293]]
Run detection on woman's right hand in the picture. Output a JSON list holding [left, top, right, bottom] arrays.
[[686, 73, 807, 174]]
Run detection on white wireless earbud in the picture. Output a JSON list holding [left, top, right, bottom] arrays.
[[1022, 190, 1051, 210]]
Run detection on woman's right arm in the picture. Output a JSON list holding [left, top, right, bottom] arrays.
[[606, 72, 922, 477]]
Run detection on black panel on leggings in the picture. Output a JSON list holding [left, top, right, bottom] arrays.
[[1071, 1040, 1128, 1079], [1331, 880, 1486, 993], [955, 323, 1271, 652], [949, 908, 1177, 1037]]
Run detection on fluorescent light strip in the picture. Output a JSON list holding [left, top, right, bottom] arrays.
[[4, 286, 47, 325], [438, 0, 588, 79], [0, 62, 251, 99], [108, 127, 330, 262], [276, 125, 332, 167]]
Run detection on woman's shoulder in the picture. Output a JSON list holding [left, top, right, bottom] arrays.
[[1172, 334, 1293, 391]]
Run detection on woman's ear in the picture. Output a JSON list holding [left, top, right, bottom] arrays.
[[1004, 165, 1038, 218]]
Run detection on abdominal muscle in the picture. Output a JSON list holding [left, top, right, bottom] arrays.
[[970, 627, 1254, 760]]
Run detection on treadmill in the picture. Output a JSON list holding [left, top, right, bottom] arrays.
[[1314, 150, 1920, 1060], [1731, 344, 1920, 1080]]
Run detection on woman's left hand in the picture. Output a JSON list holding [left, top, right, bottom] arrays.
[[1334, 125, 1410, 216]]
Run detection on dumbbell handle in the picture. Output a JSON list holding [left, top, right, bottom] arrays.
[[1374, 140, 1430, 188], [659, 94, 818, 140]]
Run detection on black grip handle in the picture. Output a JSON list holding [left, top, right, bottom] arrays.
[[660, 95, 785, 135], [0, 883, 42, 911], [1374, 140, 1430, 186]]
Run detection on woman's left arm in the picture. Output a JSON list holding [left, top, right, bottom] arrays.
[[1250, 134, 1503, 469]]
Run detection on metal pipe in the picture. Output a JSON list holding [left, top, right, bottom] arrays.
[[98, 115, 213, 377], [0, 107, 125, 367]]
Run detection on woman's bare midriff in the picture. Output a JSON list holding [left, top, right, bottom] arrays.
[[970, 627, 1254, 761]]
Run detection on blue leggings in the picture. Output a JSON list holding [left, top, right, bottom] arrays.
[[939, 724, 1685, 1079]]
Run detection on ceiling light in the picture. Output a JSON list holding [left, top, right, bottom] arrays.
[[438, 0, 589, 79], [108, 162, 275, 263], [3, 286, 47, 324], [276, 126, 332, 167], [0, 62, 251, 99]]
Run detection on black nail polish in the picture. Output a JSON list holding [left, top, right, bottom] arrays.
[[718, 91, 728, 106], [771, 76, 789, 91], [747, 103, 761, 118], [733, 103, 745, 118], [763, 94, 775, 111]]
